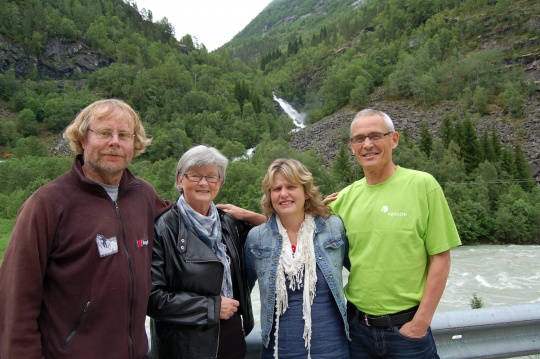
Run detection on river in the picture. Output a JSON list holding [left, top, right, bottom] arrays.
[[249, 244, 540, 327], [438, 244, 540, 311]]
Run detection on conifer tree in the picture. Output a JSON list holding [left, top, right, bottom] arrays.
[[491, 124, 502, 159], [480, 129, 497, 163], [419, 121, 433, 157], [513, 143, 533, 191], [331, 142, 354, 185], [249, 91, 262, 114], [439, 113, 454, 149], [499, 147, 516, 178], [459, 114, 482, 174], [399, 127, 413, 148], [234, 80, 250, 112]]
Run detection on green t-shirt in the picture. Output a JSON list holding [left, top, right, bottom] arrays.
[[329, 166, 461, 316]]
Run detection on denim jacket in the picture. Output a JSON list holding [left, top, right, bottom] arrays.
[[245, 214, 349, 347]]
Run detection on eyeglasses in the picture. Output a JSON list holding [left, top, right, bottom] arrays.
[[88, 128, 135, 141], [350, 132, 393, 144], [184, 174, 221, 183]]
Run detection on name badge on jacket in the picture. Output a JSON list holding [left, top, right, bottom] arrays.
[[96, 234, 118, 258]]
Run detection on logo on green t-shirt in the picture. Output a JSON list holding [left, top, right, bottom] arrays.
[[381, 205, 408, 217]]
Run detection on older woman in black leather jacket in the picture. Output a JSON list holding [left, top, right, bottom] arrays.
[[148, 145, 257, 359]]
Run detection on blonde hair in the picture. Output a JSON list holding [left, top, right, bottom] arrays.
[[261, 158, 329, 219], [63, 99, 151, 156]]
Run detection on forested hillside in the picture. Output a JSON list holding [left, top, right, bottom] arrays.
[[0, 0, 539, 244], [226, 0, 539, 150]]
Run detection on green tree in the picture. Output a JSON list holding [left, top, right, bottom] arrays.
[[490, 125, 502, 159], [499, 82, 524, 117], [130, 158, 178, 201], [472, 86, 489, 115], [220, 141, 247, 160], [448, 198, 490, 243], [145, 127, 190, 162], [322, 63, 373, 114], [479, 129, 497, 163], [513, 143, 533, 191], [499, 147, 516, 178], [412, 73, 438, 106], [349, 76, 371, 110], [331, 142, 355, 187], [17, 109, 38, 136], [438, 113, 455, 149], [218, 160, 264, 212], [0, 121, 18, 147], [428, 140, 466, 185], [234, 80, 250, 112], [249, 91, 262, 114], [179, 34, 194, 48], [0, 70, 20, 101], [13, 137, 49, 158], [459, 115, 481, 174], [28, 31, 46, 55], [474, 160, 501, 211], [59, 17, 79, 40], [419, 121, 433, 157], [460, 86, 473, 111], [492, 185, 538, 243]]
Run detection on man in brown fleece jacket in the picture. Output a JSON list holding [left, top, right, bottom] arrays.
[[0, 99, 172, 358]]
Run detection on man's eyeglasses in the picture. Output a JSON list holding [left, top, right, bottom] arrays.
[[350, 132, 393, 145], [88, 128, 135, 141], [184, 174, 221, 183]]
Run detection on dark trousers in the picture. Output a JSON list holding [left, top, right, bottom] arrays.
[[347, 304, 439, 359]]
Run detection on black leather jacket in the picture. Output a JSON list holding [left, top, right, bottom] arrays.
[[147, 205, 254, 358]]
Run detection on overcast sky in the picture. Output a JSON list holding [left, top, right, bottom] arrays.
[[134, 0, 273, 51]]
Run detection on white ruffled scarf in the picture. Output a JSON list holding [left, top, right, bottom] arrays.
[[274, 214, 317, 359]]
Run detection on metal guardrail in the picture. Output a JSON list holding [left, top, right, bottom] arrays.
[[432, 303, 540, 358], [246, 303, 540, 358]]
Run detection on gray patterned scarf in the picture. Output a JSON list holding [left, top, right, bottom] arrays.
[[176, 196, 233, 298]]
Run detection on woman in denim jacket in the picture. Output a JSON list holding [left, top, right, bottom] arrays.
[[245, 158, 350, 359]]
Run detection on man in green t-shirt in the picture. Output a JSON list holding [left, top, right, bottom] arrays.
[[326, 109, 461, 358]]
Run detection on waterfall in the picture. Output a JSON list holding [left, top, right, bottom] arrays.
[[273, 93, 306, 129], [234, 95, 304, 161]]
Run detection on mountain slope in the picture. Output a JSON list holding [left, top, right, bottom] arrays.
[[222, 0, 539, 169]]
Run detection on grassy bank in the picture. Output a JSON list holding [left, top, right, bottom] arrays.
[[0, 219, 14, 265]]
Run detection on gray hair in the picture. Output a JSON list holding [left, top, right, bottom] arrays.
[[350, 109, 395, 137], [174, 145, 228, 193]]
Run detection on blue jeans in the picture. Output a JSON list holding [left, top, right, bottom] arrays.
[[261, 266, 349, 359], [348, 307, 439, 359]]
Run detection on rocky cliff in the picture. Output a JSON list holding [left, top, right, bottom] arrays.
[[290, 88, 540, 181], [0, 34, 115, 79]]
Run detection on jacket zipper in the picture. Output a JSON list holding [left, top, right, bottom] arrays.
[[115, 200, 136, 359], [185, 257, 223, 357], [61, 301, 91, 349]]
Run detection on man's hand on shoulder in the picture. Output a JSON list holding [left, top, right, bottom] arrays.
[[323, 192, 339, 205]]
